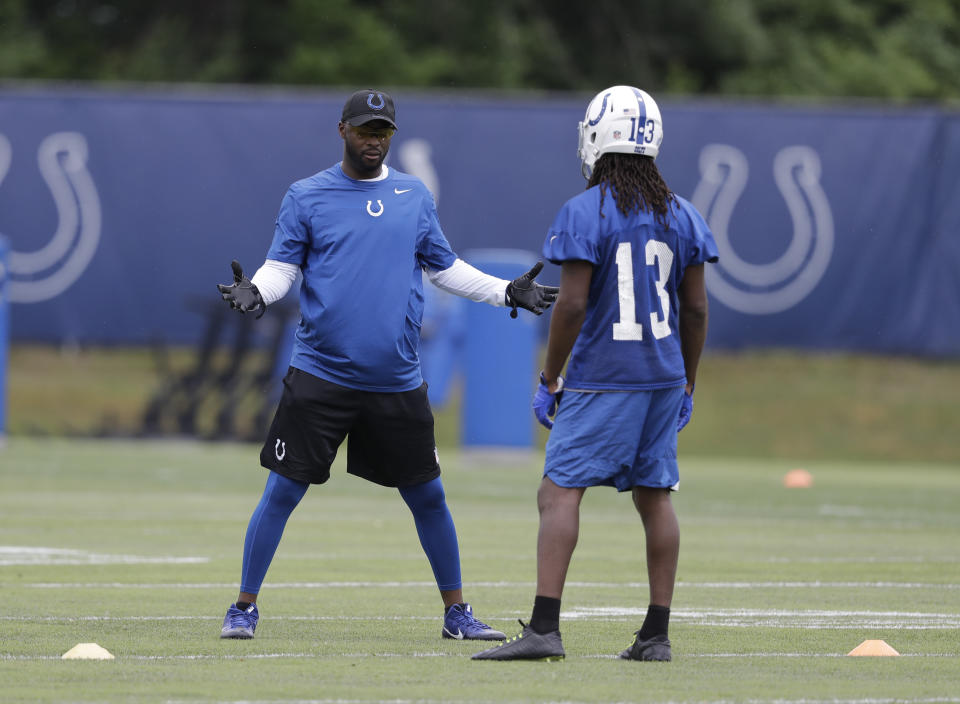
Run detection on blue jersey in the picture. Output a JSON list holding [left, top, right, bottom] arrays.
[[543, 187, 718, 391], [267, 164, 457, 392]]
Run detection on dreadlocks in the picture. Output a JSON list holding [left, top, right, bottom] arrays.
[[588, 153, 676, 225]]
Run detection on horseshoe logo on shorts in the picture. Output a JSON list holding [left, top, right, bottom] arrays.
[[274, 439, 286, 461], [691, 143, 834, 315], [366, 199, 384, 217]]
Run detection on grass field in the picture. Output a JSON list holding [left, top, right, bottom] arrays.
[[1, 438, 958, 703]]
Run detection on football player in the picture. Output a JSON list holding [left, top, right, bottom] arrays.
[[474, 86, 718, 662]]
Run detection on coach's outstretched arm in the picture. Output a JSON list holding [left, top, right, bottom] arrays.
[[425, 258, 559, 318]]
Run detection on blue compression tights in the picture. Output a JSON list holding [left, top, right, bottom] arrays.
[[399, 476, 462, 591], [239, 472, 309, 594], [239, 472, 462, 594]]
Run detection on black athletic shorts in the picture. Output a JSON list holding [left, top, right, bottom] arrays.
[[260, 367, 441, 488]]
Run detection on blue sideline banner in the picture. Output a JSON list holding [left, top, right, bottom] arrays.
[[1, 86, 958, 356]]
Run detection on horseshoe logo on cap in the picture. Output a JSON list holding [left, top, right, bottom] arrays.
[[367, 93, 385, 110]]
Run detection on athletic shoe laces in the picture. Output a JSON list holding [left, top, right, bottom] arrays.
[[501, 619, 528, 644], [226, 606, 255, 628], [448, 604, 492, 631]]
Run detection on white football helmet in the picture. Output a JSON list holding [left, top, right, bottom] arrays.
[[577, 85, 663, 179]]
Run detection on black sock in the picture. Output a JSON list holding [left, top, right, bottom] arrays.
[[236, 601, 252, 611], [530, 595, 561, 634], [444, 603, 464, 614], [637, 604, 670, 640]]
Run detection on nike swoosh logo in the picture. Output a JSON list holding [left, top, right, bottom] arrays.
[[394, 188, 412, 194], [444, 627, 464, 640], [550, 235, 558, 243]]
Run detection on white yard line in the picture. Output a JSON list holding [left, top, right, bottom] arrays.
[[4, 608, 960, 630], [562, 607, 960, 629], [6, 545, 945, 568], [0, 546, 207, 565], [12, 580, 960, 589]]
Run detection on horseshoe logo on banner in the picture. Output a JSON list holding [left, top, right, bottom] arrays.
[[691, 144, 834, 315], [0, 132, 102, 304]]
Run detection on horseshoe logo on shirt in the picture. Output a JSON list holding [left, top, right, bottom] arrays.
[[366, 199, 384, 217], [274, 439, 286, 461]]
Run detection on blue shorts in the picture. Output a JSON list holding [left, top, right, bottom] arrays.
[[543, 387, 684, 492]]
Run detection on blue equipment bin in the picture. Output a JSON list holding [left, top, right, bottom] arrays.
[[461, 249, 540, 448]]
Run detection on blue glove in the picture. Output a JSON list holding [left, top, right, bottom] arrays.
[[533, 372, 564, 429], [677, 385, 694, 432]]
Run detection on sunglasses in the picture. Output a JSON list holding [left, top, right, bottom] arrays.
[[351, 124, 396, 140]]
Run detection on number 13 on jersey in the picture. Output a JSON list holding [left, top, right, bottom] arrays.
[[612, 240, 673, 341]]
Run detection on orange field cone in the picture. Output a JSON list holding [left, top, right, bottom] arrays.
[[847, 640, 899, 656], [783, 468, 813, 488]]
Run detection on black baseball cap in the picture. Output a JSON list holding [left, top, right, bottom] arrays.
[[341, 89, 398, 129]]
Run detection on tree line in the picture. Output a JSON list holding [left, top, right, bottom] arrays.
[[2, 0, 959, 102]]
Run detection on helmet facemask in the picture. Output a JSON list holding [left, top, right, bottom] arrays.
[[577, 120, 598, 179]]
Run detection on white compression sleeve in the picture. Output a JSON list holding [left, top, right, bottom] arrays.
[[250, 259, 299, 305], [426, 258, 509, 307]]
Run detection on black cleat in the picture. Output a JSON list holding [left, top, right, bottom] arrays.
[[472, 620, 565, 661], [619, 632, 672, 661]]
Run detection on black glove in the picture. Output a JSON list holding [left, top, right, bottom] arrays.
[[505, 261, 560, 318], [217, 260, 265, 318]]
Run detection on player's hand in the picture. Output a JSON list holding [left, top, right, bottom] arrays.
[[505, 261, 559, 318], [533, 372, 564, 429], [677, 385, 694, 432], [217, 260, 265, 318]]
